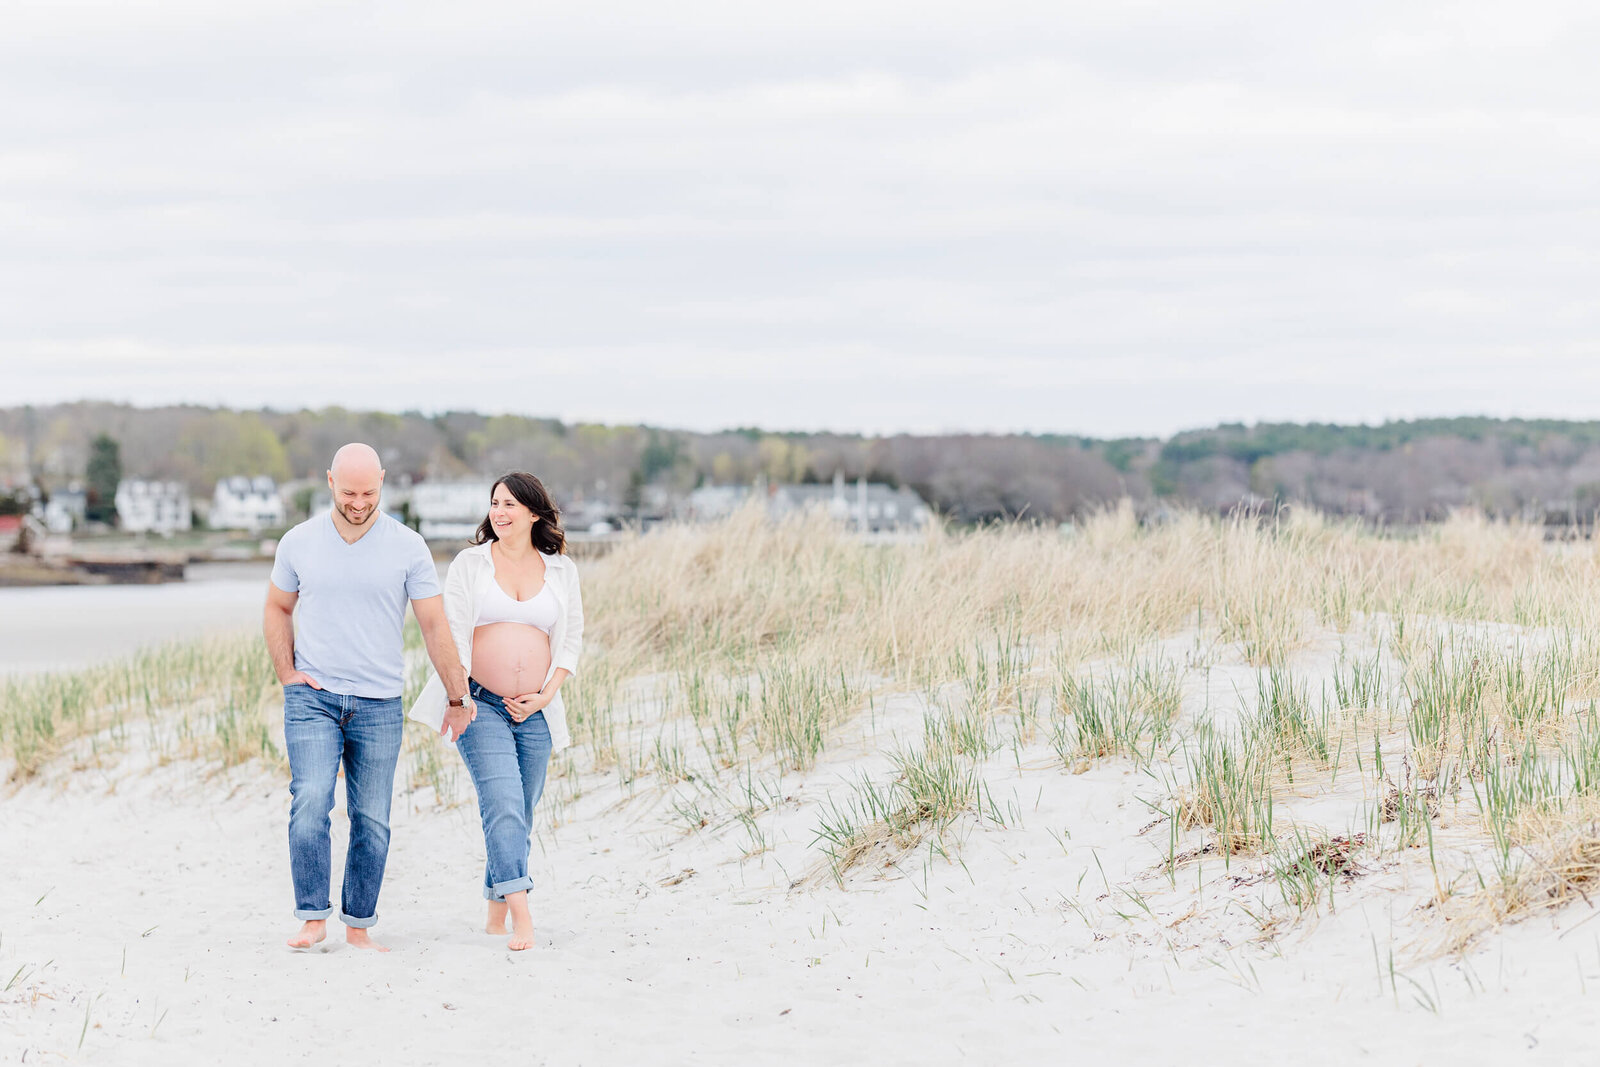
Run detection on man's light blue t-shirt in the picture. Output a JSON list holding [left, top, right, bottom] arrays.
[[270, 511, 441, 699]]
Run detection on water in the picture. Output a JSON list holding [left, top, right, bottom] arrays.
[[0, 562, 277, 676], [0, 557, 461, 677]]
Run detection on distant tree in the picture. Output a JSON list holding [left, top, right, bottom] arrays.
[[174, 412, 291, 488], [757, 436, 811, 482], [85, 433, 121, 524], [31, 401, 1600, 529], [0, 432, 21, 486], [623, 468, 644, 516], [639, 431, 681, 483]]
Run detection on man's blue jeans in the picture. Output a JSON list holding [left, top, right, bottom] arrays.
[[456, 679, 552, 901], [283, 685, 404, 928]]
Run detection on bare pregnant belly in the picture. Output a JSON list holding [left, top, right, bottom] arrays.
[[471, 623, 553, 698]]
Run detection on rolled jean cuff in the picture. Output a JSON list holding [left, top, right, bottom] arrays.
[[340, 910, 379, 929], [295, 907, 334, 921], [484, 876, 534, 901]]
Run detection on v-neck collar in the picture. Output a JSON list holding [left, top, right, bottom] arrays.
[[327, 510, 384, 547]]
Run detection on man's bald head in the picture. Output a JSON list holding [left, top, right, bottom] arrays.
[[327, 443, 384, 528], [330, 442, 383, 480]]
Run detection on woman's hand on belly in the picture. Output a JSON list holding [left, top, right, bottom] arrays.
[[504, 689, 554, 722]]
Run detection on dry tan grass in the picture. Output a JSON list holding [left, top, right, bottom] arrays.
[[21, 502, 1600, 948], [14, 503, 1600, 780], [553, 505, 1600, 792], [580, 505, 1600, 685], [1430, 803, 1600, 953]]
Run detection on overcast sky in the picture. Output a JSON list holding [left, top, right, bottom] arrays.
[[4, 1, 1600, 438]]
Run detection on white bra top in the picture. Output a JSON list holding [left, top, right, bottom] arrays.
[[474, 567, 559, 632]]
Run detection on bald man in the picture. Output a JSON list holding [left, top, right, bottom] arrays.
[[264, 443, 474, 951]]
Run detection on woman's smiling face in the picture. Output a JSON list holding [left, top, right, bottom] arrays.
[[488, 482, 539, 543]]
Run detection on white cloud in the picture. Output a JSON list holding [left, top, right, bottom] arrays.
[[4, 1, 1600, 436]]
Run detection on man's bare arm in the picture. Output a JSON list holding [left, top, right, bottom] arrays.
[[264, 583, 321, 688], [412, 594, 472, 736], [412, 595, 468, 697]]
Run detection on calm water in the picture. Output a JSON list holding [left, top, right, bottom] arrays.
[[0, 561, 455, 676], [0, 562, 278, 676]]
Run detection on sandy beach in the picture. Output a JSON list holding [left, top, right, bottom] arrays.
[[7, 634, 1600, 1065], [11, 516, 1600, 1065]]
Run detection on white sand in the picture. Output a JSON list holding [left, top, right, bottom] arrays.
[[7, 631, 1600, 1064]]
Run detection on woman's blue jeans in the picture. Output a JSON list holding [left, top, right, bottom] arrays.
[[283, 685, 404, 928], [457, 679, 553, 901]]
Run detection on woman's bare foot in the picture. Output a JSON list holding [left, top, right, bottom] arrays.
[[345, 927, 390, 952], [505, 890, 535, 951], [485, 900, 509, 935], [286, 920, 327, 949]]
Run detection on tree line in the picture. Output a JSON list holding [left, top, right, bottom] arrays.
[[5, 403, 1600, 523]]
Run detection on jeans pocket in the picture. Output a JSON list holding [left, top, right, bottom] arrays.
[[283, 687, 323, 719]]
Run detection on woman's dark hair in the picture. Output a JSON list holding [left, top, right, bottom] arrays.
[[472, 472, 566, 554]]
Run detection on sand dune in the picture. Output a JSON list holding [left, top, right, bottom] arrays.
[[8, 637, 1600, 1066]]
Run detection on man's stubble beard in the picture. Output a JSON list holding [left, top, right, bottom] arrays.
[[339, 503, 376, 525]]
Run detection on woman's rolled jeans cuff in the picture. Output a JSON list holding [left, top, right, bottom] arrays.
[[486, 876, 535, 901], [340, 910, 380, 929], [295, 906, 334, 922]]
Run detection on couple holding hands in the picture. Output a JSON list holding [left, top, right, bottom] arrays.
[[263, 443, 582, 952]]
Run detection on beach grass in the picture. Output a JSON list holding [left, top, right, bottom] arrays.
[[21, 503, 1600, 948], [0, 634, 280, 778]]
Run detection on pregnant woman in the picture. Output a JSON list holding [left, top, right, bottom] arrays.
[[410, 472, 584, 950]]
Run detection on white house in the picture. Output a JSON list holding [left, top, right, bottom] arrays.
[[688, 474, 932, 532], [115, 479, 191, 535], [684, 485, 747, 522], [40, 484, 87, 534], [410, 481, 493, 541], [769, 474, 932, 532], [211, 476, 286, 531]]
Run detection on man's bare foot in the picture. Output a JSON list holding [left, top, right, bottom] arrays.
[[345, 927, 390, 952], [486, 900, 509, 935], [286, 920, 327, 949], [508, 921, 535, 951]]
